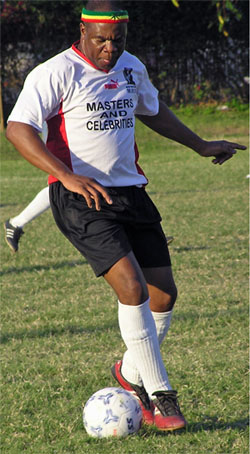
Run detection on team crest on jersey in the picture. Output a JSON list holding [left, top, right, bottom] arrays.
[[104, 79, 119, 89], [123, 68, 136, 93]]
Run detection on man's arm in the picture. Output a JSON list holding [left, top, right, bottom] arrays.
[[6, 122, 113, 210], [136, 100, 246, 165]]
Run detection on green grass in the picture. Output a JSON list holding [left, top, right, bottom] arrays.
[[0, 106, 249, 454]]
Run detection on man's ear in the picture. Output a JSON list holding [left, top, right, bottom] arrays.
[[80, 22, 86, 37]]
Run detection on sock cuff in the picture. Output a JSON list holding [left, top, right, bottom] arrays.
[[151, 310, 172, 320], [118, 297, 150, 313], [118, 297, 152, 336]]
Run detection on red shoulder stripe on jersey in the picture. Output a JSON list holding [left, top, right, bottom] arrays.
[[134, 141, 148, 184]]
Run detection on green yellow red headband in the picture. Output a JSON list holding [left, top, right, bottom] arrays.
[[81, 8, 129, 23]]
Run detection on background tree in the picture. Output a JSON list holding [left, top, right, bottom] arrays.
[[170, 0, 245, 37], [1, 0, 249, 125]]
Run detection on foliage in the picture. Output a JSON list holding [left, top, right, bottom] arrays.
[[0, 1, 249, 114], [170, 0, 244, 37], [212, 0, 243, 36], [1, 0, 248, 58], [1, 0, 248, 49], [1, 0, 83, 57]]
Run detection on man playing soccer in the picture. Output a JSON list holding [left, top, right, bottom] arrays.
[[6, 0, 246, 431]]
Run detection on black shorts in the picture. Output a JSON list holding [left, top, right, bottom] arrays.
[[49, 182, 171, 277]]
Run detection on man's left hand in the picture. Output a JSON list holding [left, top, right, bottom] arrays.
[[198, 140, 247, 165]]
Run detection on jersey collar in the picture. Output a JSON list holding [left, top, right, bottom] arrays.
[[72, 41, 109, 73]]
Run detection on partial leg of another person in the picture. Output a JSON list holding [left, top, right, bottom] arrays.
[[4, 186, 50, 252]]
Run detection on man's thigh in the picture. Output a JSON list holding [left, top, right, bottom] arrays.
[[49, 182, 132, 277], [125, 222, 171, 269]]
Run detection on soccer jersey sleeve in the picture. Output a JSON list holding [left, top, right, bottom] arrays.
[[134, 65, 159, 117], [8, 66, 63, 132]]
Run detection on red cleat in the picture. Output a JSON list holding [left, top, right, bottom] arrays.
[[152, 390, 187, 431], [111, 360, 154, 425]]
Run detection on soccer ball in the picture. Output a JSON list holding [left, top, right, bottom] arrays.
[[83, 387, 142, 438]]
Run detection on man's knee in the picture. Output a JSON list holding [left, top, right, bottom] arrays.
[[150, 282, 178, 312], [160, 285, 178, 311], [117, 278, 149, 305]]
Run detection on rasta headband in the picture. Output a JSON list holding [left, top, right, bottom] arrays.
[[81, 8, 129, 23]]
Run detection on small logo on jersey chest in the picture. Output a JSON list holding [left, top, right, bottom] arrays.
[[123, 68, 136, 93], [104, 79, 119, 89]]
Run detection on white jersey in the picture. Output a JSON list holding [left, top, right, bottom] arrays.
[[8, 43, 159, 186]]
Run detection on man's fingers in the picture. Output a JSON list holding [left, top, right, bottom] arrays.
[[82, 190, 93, 209], [229, 143, 247, 150], [84, 185, 100, 211], [218, 155, 233, 165], [87, 182, 113, 211], [96, 186, 113, 205], [63, 175, 113, 210], [212, 153, 233, 165]]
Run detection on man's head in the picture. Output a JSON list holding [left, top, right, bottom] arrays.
[[79, 1, 128, 71]]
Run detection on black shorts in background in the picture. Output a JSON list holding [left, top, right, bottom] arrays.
[[49, 182, 171, 277]]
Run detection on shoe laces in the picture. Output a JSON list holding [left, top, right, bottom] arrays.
[[131, 383, 152, 410], [152, 390, 182, 417], [118, 362, 152, 411]]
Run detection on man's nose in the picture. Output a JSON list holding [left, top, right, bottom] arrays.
[[104, 40, 117, 53]]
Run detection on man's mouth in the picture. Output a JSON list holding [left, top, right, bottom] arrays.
[[100, 56, 117, 66], [101, 58, 113, 65]]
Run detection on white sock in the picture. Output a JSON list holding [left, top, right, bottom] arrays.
[[10, 187, 50, 228], [152, 310, 173, 346], [122, 310, 173, 387], [118, 299, 172, 398]]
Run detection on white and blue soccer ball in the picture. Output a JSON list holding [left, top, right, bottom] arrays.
[[83, 387, 142, 438]]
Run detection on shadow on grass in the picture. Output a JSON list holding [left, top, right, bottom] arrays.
[[173, 245, 210, 253], [0, 259, 87, 276], [187, 416, 249, 432], [0, 245, 211, 278], [148, 186, 244, 196], [0, 203, 18, 208], [2, 303, 247, 344], [140, 416, 248, 438], [0, 322, 116, 344]]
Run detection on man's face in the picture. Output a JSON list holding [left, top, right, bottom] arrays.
[[80, 22, 127, 71]]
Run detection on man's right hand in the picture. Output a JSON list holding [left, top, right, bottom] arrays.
[[61, 173, 113, 211], [6, 122, 113, 211]]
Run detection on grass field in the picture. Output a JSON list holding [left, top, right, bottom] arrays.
[[0, 106, 249, 454]]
